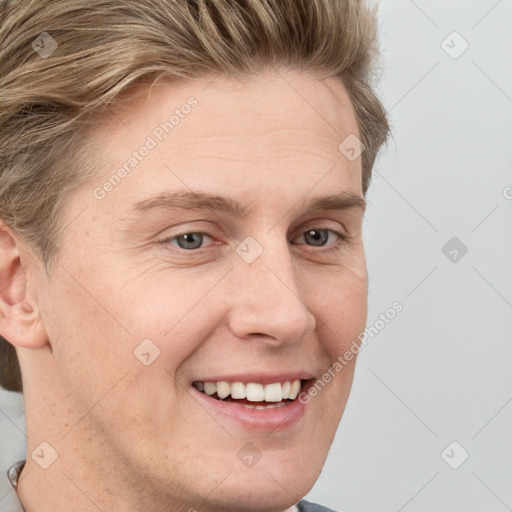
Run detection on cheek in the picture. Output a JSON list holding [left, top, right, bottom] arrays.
[[312, 262, 368, 351], [41, 280, 133, 412], [312, 263, 367, 411], [43, 264, 226, 431], [40, 267, 198, 443]]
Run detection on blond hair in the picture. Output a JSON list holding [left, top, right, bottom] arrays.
[[0, 0, 389, 391]]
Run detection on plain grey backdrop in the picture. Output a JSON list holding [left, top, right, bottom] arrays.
[[0, 1, 511, 512], [306, 0, 512, 511]]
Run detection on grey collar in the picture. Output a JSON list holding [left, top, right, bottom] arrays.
[[6, 460, 26, 512], [7, 459, 25, 490]]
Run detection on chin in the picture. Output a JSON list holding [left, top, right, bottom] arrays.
[[200, 470, 315, 512], [195, 447, 324, 512]]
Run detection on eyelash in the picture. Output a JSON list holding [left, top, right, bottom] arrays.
[[161, 228, 348, 254]]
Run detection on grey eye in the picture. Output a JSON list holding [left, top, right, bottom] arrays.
[[303, 229, 330, 246], [175, 233, 204, 250]]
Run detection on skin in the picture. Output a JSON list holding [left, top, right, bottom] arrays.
[[0, 69, 368, 512]]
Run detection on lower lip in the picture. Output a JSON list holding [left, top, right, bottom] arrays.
[[190, 386, 309, 431]]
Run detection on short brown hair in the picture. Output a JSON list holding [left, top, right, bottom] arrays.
[[0, 0, 389, 391]]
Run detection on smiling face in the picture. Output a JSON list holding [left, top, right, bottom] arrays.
[[21, 70, 368, 511]]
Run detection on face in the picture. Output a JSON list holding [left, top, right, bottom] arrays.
[[31, 70, 368, 511]]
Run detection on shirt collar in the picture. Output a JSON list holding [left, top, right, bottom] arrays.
[[5, 460, 26, 512], [7, 459, 25, 490]]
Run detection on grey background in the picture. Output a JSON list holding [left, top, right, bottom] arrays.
[[307, 0, 512, 511], [1, 1, 511, 511]]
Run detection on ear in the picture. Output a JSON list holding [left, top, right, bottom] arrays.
[[0, 222, 48, 349]]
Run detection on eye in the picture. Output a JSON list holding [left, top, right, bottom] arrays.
[[294, 228, 344, 247], [165, 232, 214, 250], [162, 228, 345, 252]]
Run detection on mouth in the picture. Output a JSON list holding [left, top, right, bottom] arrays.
[[192, 379, 307, 410]]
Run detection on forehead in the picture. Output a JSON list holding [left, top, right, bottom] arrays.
[[82, 70, 363, 214]]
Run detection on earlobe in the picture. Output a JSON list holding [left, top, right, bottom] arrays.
[[0, 224, 48, 349]]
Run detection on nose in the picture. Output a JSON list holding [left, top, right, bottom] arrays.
[[226, 239, 316, 347]]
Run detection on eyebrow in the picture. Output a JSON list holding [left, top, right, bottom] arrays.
[[131, 190, 366, 217]]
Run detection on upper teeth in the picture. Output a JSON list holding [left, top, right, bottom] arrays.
[[194, 380, 302, 402]]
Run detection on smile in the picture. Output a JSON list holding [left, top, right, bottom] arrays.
[[193, 380, 304, 409]]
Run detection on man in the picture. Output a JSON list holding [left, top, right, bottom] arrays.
[[0, 1, 389, 510]]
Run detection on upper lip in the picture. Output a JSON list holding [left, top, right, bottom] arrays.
[[191, 371, 316, 385]]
